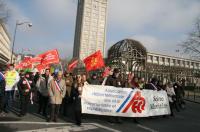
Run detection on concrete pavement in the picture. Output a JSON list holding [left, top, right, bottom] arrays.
[[0, 101, 200, 132]]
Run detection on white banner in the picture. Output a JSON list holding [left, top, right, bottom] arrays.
[[81, 85, 171, 117]]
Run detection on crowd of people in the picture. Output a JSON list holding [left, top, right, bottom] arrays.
[[0, 64, 186, 126]]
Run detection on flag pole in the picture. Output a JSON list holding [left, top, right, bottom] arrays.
[[60, 61, 64, 73]]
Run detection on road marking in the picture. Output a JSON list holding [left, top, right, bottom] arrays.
[[0, 121, 73, 125], [17, 124, 98, 132], [0, 122, 120, 132], [90, 123, 121, 132], [137, 124, 158, 132]]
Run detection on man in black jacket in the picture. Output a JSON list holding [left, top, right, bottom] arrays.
[[88, 73, 100, 85], [173, 82, 185, 111], [105, 69, 122, 87], [18, 72, 35, 116], [105, 68, 123, 124]]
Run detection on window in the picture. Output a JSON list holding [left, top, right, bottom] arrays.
[[177, 60, 180, 66], [162, 57, 165, 63], [167, 58, 170, 63], [182, 61, 185, 66]]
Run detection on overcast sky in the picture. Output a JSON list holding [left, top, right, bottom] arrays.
[[5, 0, 200, 59]]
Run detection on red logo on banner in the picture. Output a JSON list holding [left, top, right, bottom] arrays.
[[122, 91, 145, 113]]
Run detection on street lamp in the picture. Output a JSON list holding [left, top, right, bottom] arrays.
[[10, 21, 32, 64]]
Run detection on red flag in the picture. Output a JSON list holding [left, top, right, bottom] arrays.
[[102, 67, 111, 77], [15, 56, 32, 69], [41, 49, 60, 65], [31, 54, 43, 63], [68, 60, 78, 72], [15, 63, 23, 69], [35, 64, 49, 73], [83, 50, 105, 71]]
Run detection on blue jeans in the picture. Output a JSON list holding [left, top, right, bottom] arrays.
[[4, 91, 13, 110]]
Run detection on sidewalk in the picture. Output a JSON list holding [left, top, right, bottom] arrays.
[[185, 95, 200, 104]]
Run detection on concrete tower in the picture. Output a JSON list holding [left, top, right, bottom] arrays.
[[73, 0, 108, 59]]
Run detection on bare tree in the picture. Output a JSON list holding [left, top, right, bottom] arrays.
[[182, 18, 200, 59], [0, 0, 10, 23]]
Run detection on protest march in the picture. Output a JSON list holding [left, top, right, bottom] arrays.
[[0, 49, 186, 126]]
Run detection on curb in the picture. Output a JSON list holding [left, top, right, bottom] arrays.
[[184, 99, 200, 104]]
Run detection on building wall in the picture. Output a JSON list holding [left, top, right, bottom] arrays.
[[73, 0, 108, 59], [0, 23, 11, 68], [147, 52, 200, 70]]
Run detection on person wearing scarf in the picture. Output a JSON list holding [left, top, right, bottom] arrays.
[[17, 72, 35, 117], [48, 71, 66, 122]]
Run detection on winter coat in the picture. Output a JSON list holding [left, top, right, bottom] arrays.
[[105, 75, 122, 87], [17, 77, 35, 96], [65, 76, 73, 97], [71, 81, 83, 111], [88, 78, 100, 85], [36, 75, 53, 97], [48, 79, 66, 105]]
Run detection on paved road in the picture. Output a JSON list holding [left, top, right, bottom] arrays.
[[0, 101, 200, 132]]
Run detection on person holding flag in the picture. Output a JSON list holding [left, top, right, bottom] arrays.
[[48, 71, 66, 122], [17, 72, 36, 117]]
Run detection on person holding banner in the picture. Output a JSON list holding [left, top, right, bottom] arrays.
[[105, 68, 122, 87], [88, 73, 100, 85], [48, 71, 66, 122], [17, 72, 36, 117], [105, 68, 123, 124], [81, 74, 89, 85]]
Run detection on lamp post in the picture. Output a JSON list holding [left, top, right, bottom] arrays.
[[10, 21, 32, 64]]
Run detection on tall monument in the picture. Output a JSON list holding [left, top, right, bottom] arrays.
[[73, 0, 108, 59]]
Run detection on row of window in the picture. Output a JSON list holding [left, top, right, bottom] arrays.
[[147, 55, 200, 68], [0, 29, 10, 59]]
